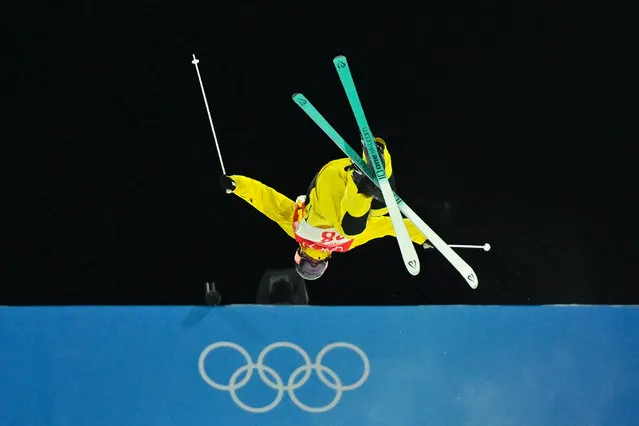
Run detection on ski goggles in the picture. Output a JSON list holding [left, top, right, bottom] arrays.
[[294, 248, 329, 281]]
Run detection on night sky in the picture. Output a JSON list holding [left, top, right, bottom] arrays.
[[7, 3, 636, 306]]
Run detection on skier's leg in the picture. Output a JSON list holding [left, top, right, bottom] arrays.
[[223, 175, 297, 239], [305, 159, 374, 238], [306, 138, 395, 240]]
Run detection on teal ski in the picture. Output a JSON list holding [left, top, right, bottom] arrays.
[[331, 55, 419, 276]]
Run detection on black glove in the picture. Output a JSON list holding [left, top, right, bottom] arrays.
[[220, 175, 236, 194], [345, 139, 386, 201], [351, 168, 383, 201]]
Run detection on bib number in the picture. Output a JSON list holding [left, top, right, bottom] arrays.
[[294, 221, 353, 252], [320, 231, 346, 244]]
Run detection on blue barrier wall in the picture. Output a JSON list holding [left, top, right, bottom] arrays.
[[1, 306, 638, 425]]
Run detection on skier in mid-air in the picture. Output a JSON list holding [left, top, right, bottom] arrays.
[[192, 54, 482, 289], [220, 137, 430, 280]]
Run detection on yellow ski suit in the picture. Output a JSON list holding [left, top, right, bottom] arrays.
[[228, 138, 427, 261]]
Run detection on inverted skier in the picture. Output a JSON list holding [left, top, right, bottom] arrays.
[[220, 137, 430, 280]]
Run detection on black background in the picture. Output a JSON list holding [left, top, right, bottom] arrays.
[[6, 2, 636, 306]]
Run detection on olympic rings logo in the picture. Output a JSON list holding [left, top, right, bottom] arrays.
[[198, 341, 370, 413]]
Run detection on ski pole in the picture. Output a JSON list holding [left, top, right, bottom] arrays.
[[191, 54, 226, 175], [448, 243, 491, 251], [424, 242, 491, 251]]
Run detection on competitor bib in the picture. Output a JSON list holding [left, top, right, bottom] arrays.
[[292, 199, 354, 253]]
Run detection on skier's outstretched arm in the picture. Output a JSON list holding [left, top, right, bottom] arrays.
[[349, 215, 427, 250], [221, 175, 297, 239]]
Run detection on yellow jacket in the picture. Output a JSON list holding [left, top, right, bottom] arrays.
[[229, 138, 427, 260]]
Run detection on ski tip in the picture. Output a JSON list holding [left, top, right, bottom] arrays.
[[291, 93, 308, 107], [406, 258, 420, 276], [333, 55, 347, 65], [465, 272, 479, 289]]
